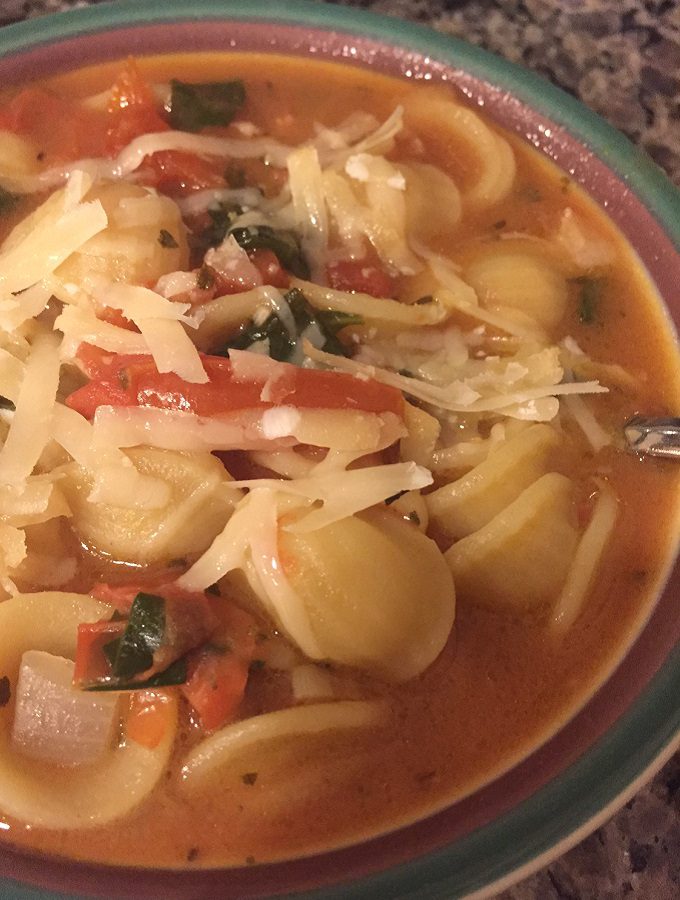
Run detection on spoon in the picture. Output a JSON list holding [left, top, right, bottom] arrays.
[[624, 416, 680, 460]]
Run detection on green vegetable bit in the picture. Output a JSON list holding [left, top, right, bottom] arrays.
[[158, 228, 179, 249], [229, 225, 310, 280], [223, 287, 362, 362], [0, 187, 19, 217], [574, 276, 604, 325], [103, 592, 166, 681], [191, 202, 243, 258], [169, 79, 246, 132]]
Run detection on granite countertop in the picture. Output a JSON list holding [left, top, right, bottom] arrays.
[[0, 1, 679, 898]]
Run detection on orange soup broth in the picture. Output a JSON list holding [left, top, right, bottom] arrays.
[[1, 53, 679, 868]]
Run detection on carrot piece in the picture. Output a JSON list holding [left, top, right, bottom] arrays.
[[125, 690, 174, 749]]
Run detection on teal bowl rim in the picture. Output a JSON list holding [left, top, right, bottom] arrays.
[[0, 2, 678, 898]]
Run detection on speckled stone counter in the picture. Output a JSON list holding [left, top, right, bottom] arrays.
[[1, 1, 679, 898]]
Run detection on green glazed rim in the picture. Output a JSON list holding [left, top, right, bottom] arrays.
[[0, 2, 678, 898]]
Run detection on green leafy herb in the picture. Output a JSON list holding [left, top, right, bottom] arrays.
[[103, 593, 166, 681], [0, 676, 10, 707], [408, 511, 421, 526], [169, 79, 246, 132], [0, 396, 15, 411], [414, 295, 434, 305], [492, 219, 506, 230], [229, 225, 310, 279], [574, 276, 604, 325], [222, 287, 362, 361], [158, 228, 179, 249], [0, 187, 19, 217], [241, 772, 258, 785], [191, 201, 243, 258], [385, 490, 407, 506]]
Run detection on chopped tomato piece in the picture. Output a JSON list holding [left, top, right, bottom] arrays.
[[182, 647, 250, 733], [327, 258, 395, 299], [106, 60, 169, 155], [0, 87, 107, 164], [143, 150, 226, 195], [181, 603, 257, 732], [67, 349, 404, 419], [249, 248, 290, 288], [73, 619, 126, 685]]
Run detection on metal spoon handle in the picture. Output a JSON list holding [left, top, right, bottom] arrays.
[[624, 416, 680, 460]]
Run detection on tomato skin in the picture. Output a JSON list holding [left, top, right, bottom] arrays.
[[106, 60, 169, 155], [73, 619, 126, 685], [327, 258, 395, 299], [67, 348, 404, 419], [143, 150, 226, 195], [249, 249, 290, 288]]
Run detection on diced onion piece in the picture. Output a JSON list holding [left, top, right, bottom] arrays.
[[0, 332, 61, 485], [551, 480, 619, 633], [179, 701, 385, 791], [12, 650, 119, 766], [291, 664, 336, 702]]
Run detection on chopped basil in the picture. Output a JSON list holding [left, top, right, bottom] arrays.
[[158, 228, 179, 249], [103, 592, 166, 681], [385, 490, 407, 505], [241, 772, 258, 785], [574, 276, 604, 325], [228, 225, 309, 279], [408, 511, 421, 526], [191, 202, 243, 257], [0, 396, 15, 411], [222, 287, 361, 362], [197, 264, 216, 290], [0, 187, 19, 216], [169, 79, 246, 132], [0, 676, 10, 707]]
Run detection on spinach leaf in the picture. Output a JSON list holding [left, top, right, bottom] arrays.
[[103, 593, 166, 681], [574, 276, 604, 325], [229, 225, 310, 279], [222, 287, 362, 362], [158, 228, 179, 249], [0, 187, 19, 217], [190, 202, 243, 259], [169, 79, 246, 132]]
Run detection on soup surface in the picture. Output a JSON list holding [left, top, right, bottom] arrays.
[[0, 53, 677, 869]]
